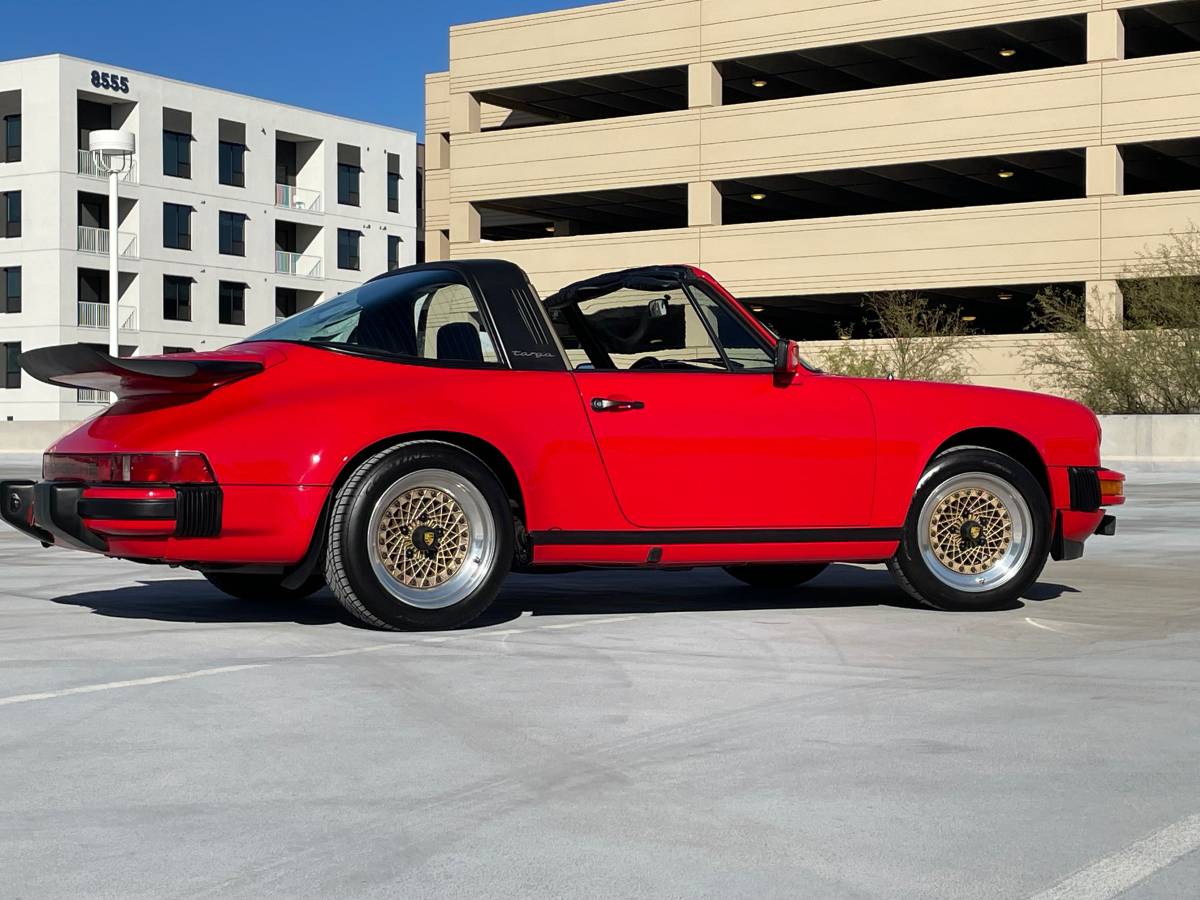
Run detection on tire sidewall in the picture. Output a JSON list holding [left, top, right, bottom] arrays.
[[334, 445, 513, 629], [896, 449, 1050, 611]]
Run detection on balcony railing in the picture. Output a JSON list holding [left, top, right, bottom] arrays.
[[275, 251, 322, 278], [77, 301, 138, 331], [77, 149, 139, 184], [76, 388, 111, 404], [77, 226, 139, 259], [275, 184, 322, 213]]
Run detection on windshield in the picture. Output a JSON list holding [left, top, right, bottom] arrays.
[[244, 268, 499, 365]]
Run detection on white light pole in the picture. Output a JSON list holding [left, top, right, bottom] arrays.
[[87, 130, 135, 358]]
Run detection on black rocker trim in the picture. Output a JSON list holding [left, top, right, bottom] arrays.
[[529, 527, 902, 546]]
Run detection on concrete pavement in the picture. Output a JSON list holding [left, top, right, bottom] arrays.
[[1, 461, 1198, 898]]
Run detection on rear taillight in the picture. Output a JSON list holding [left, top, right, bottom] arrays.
[[43, 452, 215, 484]]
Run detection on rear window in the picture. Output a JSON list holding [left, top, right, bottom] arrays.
[[245, 268, 499, 365]]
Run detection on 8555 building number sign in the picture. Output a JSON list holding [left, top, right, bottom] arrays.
[[90, 70, 130, 94]]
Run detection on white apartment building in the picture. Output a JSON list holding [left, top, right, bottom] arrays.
[[0, 54, 419, 421]]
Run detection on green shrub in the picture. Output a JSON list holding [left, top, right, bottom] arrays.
[[818, 291, 975, 383], [1027, 227, 1200, 414]]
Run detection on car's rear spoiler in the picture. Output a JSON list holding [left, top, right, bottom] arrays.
[[20, 344, 264, 400]]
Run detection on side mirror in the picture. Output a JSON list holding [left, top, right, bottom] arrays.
[[648, 297, 669, 320], [773, 339, 803, 380]]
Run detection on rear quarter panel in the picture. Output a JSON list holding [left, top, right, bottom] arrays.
[[51, 343, 629, 534]]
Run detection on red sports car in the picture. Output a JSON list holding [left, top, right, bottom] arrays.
[[2, 261, 1124, 630]]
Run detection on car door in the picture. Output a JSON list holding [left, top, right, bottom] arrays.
[[557, 277, 876, 530]]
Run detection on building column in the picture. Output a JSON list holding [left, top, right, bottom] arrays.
[[688, 62, 722, 109], [1087, 144, 1124, 197], [1086, 280, 1124, 328], [427, 229, 450, 262], [449, 93, 480, 135], [427, 132, 451, 171], [688, 181, 722, 227], [450, 202, 480, 244], [1087, 10, 1125, 63]]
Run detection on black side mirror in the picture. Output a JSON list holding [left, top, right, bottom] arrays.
[[648, 297, 669, 320]]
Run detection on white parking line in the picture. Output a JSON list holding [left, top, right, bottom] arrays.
[[0, 663, 268, 707], [1028, 814, 1200, 900], [0, 615, 643, 707]]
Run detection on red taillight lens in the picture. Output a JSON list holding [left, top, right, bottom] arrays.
[[43, 452, 215, 484]]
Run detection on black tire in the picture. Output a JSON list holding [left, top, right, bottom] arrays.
[[887, 447, 1051, 611], [203, 571, 326, 602], [325, 443, 514, 631], [724, 563, 829, 589]]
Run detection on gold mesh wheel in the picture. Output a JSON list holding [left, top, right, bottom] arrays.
[[916, 472, 1032, 593], [927, 487, 1013, 575], [366, 468, 497, 610], [376, 487, 471, 589]]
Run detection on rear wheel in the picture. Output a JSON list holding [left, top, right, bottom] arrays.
[[724, 563, 829, 589], [887, 448, 1050, 611], [325, 444, 513, 631], [202, 571, 326, 602]]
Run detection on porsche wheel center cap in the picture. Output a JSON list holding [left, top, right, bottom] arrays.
[[411, 524, 443, 559], [959, 519, 985, 547]]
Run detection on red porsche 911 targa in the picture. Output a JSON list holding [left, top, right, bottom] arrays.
[[2, 261, 1124, 629]]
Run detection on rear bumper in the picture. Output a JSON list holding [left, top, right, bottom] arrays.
[[2, 479, 325, 565], [1, 480, 221, 553]]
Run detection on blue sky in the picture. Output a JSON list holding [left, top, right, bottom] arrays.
[[1, 0, 588, 137]]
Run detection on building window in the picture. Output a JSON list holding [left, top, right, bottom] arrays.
[[163, 275, 192, 322], [219, 140, 246, 187], [2, 341, 20, 389], [2, 191, 20, 238], [163, 203, 191, 250], [3, 267, 19, 313], [388, 171, 400, 213], [219, 211, 247, 256], [162, 346, 193, 354], [163, 130, 191, 178], [387, 235, 402, 271], [3, 114, 19, 163], [337, 229, 361, 270], [219, 281, 246, 326], [338, 163, 360, 206]]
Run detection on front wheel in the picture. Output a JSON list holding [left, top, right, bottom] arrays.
[[325, 444, 513, 631], [887, 448, 1050, 611]]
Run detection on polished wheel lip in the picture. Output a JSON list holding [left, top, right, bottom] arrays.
[[367, 469, 496, 610], [917, 472, 1032, 594]]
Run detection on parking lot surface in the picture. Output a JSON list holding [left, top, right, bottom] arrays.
[[1, 456, 1198, 899]]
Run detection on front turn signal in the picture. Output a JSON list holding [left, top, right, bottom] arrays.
[[1097, 468, 1126, 506]]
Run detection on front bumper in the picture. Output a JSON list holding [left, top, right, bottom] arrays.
[[1, 480, 222, 554]]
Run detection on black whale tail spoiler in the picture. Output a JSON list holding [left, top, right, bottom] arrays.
[[20, 344, 265, 400]]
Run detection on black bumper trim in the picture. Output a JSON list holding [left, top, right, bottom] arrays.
[[1068, 466, 1102, 512], [77, 498, 176, 520], [34, 483, 107, 552], [1, 481, 54, 545], [1095, 514, 1117, 537]]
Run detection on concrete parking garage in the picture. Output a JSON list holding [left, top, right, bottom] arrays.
[[1, 456, 1197, 899]]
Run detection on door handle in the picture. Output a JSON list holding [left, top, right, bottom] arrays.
[[591, 397, 645, 412]]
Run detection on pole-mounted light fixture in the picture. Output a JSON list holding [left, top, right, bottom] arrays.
[[87, 130, 136, 367]]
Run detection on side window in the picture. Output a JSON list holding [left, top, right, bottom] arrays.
[[414, 283, 498, 364], [568, 286, 726, 372], [248, 269, 499, 366], [687, 283, 775, 371]]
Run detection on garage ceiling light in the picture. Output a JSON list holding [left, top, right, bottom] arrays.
[[999, 48, 1017, 58], [751, 79, 768, 88], [997, 170, 1015, 179], [750, 192, 767, 201], [751, 306, 765, 312], [962, 315, 978, 322], [998, 292, 1014, 300]]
